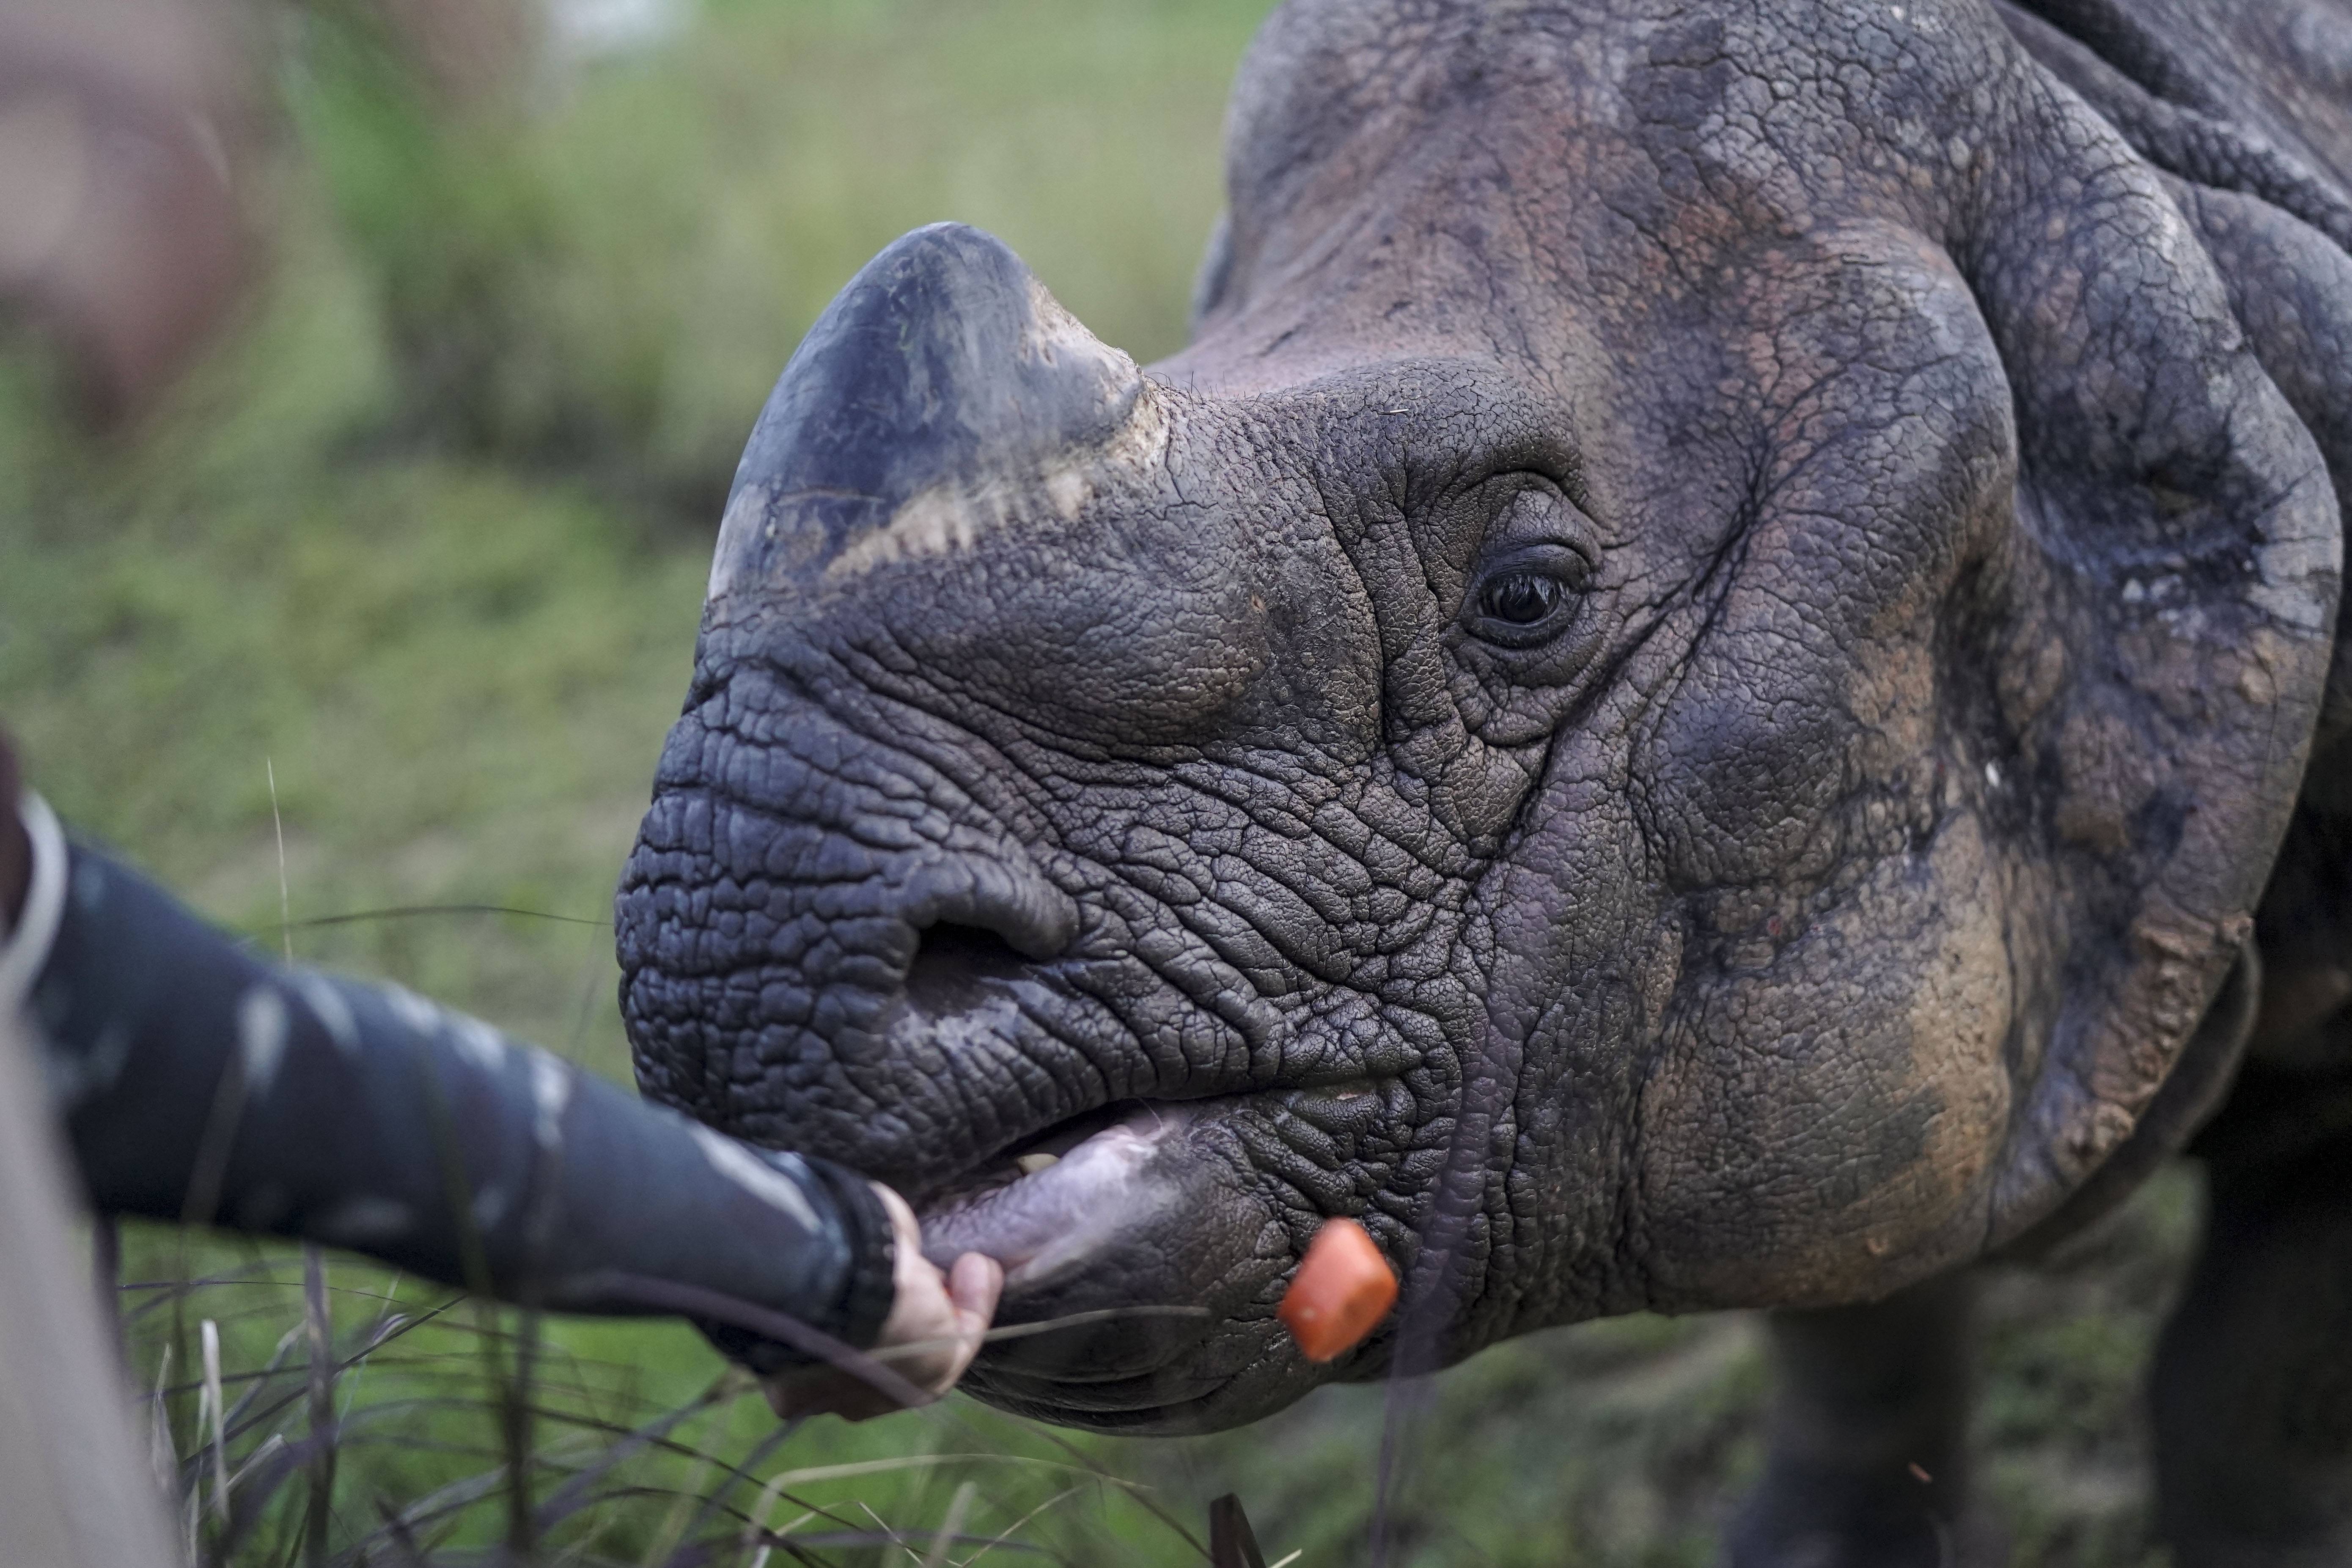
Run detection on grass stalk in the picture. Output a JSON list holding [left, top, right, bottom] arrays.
[[303, 1247, 338, 1564], [503, 1307, 541, 1561], [919, 1480, 975, 1568], [203, 1318, 231, 1527]]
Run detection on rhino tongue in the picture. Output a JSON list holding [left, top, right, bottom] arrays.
[[917, 1105, 1192, 1292]]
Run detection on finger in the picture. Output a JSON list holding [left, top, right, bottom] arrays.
[[933, 1253, 1005, 1391], [947, 1252, 1004, 1326], [874, 1181, 924, 1249], [768, 1194, 989, 1421]]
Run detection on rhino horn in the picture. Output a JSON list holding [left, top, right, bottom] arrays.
[[709, 222, 1155, 598]]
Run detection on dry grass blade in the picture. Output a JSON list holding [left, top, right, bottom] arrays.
[[747, 1509, 818, 1568], [275, 903, 610, 934], [656, 1411, 801, 1561], [304, 1247, 337, 1564], [765, 1526, 1052, 1557], [370, 1489, 432, 1567], [952, 1482, 1082, 1568], [754, 1454, 1151, 1493], [742, 1457, 819, 1568], [268, 758, 293, 965], [639, 1433, 717, 1566], [863, 1305, 1209, 1362], [577, 1273, 934, 1412], [210, 1433, 307, 1560], [856, 1498, 914, 1562], [146, 1340, 178, 1504], [530, 1372, 730, 1534], [357, 1462, 516, 1551], [202, 1318, 231, 1526], [1014, 1424, 1211, 1560], [919, 1481, 975, 1568], [220, 1323, 303, 1432], [500, 1304, 543, 1561], [220, 1301, 453, 1449], [122, 1273, 418, 1323]]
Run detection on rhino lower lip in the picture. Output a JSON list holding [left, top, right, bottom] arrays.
[[915, 1101, 1196, 1291], [912, 1075, 1390, 1293]]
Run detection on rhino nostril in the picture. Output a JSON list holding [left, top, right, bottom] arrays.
[[900, 859, 1080, 965], [904, 920, 1032, 1016]]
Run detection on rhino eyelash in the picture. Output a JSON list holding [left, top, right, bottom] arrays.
[[1481, 571, 1567, 627], [1462, 544, 1590, 648]]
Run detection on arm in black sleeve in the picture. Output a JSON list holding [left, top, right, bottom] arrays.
[[14, 825, 896, 1363]]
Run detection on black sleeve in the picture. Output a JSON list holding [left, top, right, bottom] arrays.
[[23, 840, 897, 1361]]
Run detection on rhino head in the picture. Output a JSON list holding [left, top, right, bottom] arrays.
[[617, 0, 2341, 1432]]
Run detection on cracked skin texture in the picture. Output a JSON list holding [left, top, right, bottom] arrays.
[[615, 0, 2347, 1437]]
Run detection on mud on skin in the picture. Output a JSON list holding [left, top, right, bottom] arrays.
[[621, 1, 2352, 1560]]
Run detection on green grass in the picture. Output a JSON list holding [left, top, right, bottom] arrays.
[[0, 0, 2205, 1560]]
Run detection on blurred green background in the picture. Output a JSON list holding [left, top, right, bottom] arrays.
[[0, 0, 2199, 1561]]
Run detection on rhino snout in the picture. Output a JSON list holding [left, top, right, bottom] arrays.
[[616, 697, 1083, 1182]]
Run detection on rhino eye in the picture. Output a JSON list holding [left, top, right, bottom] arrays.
[[1465, 543, 1587, 647], [1483, 572, 1561, 625]]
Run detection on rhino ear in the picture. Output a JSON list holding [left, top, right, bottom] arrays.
[[1958, 118, 2341, 1241]]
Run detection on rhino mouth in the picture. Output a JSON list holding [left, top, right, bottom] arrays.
[[908, 1066, 1390, 1299], [914, 1099, 1200, 1291], [902, 1070, 1393, 1420], [875, 914, 1390, 1304], [877, 925, 1404, 1413]]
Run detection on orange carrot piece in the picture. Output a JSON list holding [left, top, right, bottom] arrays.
[[1278, 1217, 1397, 1362]]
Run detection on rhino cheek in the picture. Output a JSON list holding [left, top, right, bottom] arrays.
[[1450, 748, 1676, 1339], [1635, 808, 2015, 1308]]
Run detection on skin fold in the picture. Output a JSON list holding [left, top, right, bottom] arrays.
[[616, 0, 2352, 1558]]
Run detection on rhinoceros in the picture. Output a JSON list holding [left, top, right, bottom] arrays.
[[615, 0, 2352, 1560]]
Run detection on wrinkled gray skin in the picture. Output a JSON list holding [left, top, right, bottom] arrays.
[[618, 0, 2352, 1560]]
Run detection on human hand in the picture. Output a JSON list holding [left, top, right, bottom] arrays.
[[761, 1184, 1002, 1422]]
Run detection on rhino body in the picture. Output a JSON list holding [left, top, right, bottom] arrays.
[[616, 0, 2352, 1559]]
